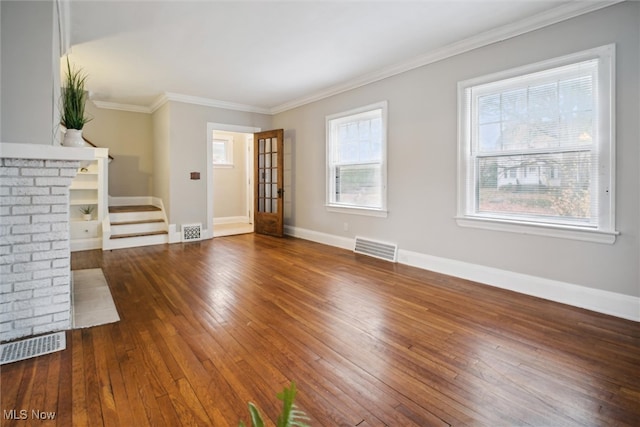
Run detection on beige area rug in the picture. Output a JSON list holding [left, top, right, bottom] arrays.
[[72, 268, 120, 329]]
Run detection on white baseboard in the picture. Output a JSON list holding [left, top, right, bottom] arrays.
[[284, 225, 639, 322], [213, 216, 251, 225]]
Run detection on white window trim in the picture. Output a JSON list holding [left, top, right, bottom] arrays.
[[212, 133, 234, 168], [326, 101, 388, 218], [456, 44, 618, 244]]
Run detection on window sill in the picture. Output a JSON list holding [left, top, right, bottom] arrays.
[[455, 216, 618, 244], [213, 164, 234, 169], [326, 205, 388, 218]]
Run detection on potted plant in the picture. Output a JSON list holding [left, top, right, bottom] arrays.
[[79, 205, 95, 221], [61, 57, 91, 147]]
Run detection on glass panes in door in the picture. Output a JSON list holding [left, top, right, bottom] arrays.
[[257, 137, 278, 214]]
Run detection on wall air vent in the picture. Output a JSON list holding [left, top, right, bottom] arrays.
[[182, 223, 202, 242], [354, 236, 398, 262], [1, 332, 66, 365]]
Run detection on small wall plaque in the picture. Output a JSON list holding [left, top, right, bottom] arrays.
[[190, 172, 200, 180]]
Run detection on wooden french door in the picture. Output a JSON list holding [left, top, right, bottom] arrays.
[[254, 129, 284, 237]]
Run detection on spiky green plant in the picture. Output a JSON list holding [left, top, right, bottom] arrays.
[[239, 382, 310, 427], [61, 58, 91, 130]]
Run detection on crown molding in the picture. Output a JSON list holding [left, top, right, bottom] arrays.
[[151, 92, 272, 115], [270, 0, 624, 114], [92, 0, 623, 117], [91, 100, 153, 114]]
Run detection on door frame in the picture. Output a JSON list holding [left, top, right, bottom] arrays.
[[206, 122, 261, 239]]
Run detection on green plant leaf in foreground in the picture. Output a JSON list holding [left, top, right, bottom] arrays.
[[238, 381, 310, 427]]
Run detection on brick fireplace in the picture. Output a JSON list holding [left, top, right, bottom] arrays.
[[0, 143, 94, 342]]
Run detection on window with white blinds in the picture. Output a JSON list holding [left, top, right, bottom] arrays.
[[326, 101, 388, 216], [457, 45, 617, 243]]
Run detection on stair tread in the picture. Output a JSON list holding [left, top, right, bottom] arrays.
[[109, 205, 161, 213], [110, 219, 165, 226], [110, 230, 168, 239]]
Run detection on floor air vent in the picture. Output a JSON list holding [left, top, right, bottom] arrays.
[[354, 236, 398, 262], [182, 223, 202, 242], [1, 332, 66, 365]]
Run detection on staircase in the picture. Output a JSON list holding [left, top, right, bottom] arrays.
[[102, 204, 169, 250]]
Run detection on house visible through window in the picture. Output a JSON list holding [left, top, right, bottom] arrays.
[[326, 101, 387, 216], [457, 45, 617, 243]]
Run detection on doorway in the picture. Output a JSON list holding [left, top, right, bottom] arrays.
[[206, 123, 260, 238]]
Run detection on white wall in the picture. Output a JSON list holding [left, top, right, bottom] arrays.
[[84, 102, 154, 196], [164, 101, 272, 231], [0, 1, 56, 145], [212, 131, 248, 219], [152, 102, 171, 218], [274, 3, 640, 301]]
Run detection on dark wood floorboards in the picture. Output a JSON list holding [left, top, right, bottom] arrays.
[[1, 234, 639, 426]]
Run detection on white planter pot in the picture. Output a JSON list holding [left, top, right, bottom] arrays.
[[62, 129, 86, 147], [83, 214, 92, 221]]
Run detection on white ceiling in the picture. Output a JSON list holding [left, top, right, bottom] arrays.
[[66, 0, 617, 113]]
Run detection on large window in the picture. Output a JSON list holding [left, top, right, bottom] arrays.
[[326, 101, 388, 216], [457, 45, 617, 243]]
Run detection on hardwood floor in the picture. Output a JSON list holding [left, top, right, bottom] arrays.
[[2, 234, 639, 426]]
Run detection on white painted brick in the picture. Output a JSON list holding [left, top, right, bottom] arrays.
[[52, 293, 70, 304], [60, 168, 79, 177], [14, 314, 52, 329], [32, 195, 68, 205], [1, 177, 34, 186], [21, 167, 59, 176], [0, 187, 9, 196], [34, 303, 69, 317], [12, 260, 52, 273], [52, 258, 70, 269], [0, 308, 32, 322], [14, 296, 52, 310], [0, 196, 31, 206], [32, 213, 69, 223], [33, 285, 68, 298], [51, 204, 69, 214], [0, 264, 11, 274], [33, 320, 70, 335], [2, 327, 33, 341], [0, 234, 32, 245], [2, 290, 33, 304], [12, 242, 50, 253], [0, 206, 10, 215], [32, 231, 69, 242], [0, 214, 31, 225], [52, 241, 70, 250], [12, 204, 50, 215], [52, 276, 70, 286], [0, 225, 10, 236], [11, 223, 51, 234], [0, 321, 12, 333], [51, 222, 69, 232], [0, 302, 11, 313], [0, 253, 31, 265], [0, 167, 19, 176], [52, 311, 70, 322], [0, 245, 10, 255], [0, 283, 13, 293], [13, 279, 52, 292], [33, 268, 68, 279], [4, 159, 44, 167], [12, 186, 49, 196], [34, 177, 75, 187], [51, 187, 69, 195], [33, 249, 68, 261], [1, 273, 33, 284], [44, 160, 80, 168]]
